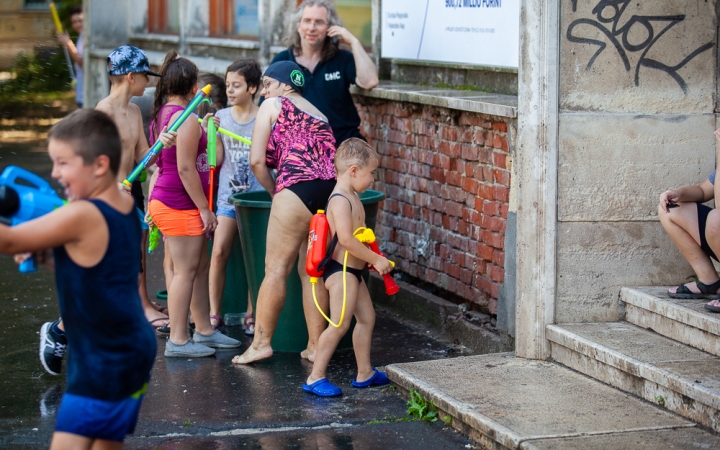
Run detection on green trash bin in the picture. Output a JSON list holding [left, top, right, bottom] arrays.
[[230, 189, 386, 353], [219, 236, 250, 318]]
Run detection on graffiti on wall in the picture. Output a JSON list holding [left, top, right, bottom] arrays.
[[567, 0, 713, 93]]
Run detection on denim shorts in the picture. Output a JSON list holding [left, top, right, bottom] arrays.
[[216, 206, 236, 219], [136, 207, 149, 231], [55, 389, 146, 442]]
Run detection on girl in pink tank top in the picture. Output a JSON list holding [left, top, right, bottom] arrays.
[[147, 51, 239, 357]]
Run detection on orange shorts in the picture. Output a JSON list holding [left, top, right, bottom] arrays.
[[148, 199, 204, 237]]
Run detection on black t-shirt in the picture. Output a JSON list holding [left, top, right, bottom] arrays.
[[271, 48, 363, 145]]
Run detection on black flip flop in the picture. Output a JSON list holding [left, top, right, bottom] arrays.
[[704, 302, 720, 313], [668, 279, 720, 300]]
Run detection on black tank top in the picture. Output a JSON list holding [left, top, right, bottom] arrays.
[[53, 199, 156, 400]]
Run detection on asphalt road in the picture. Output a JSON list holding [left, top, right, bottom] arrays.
[[0, 138, 475, 449]]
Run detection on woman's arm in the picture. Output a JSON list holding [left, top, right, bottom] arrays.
[[250, 100, 279, 196], [659, 181, 713, 213]]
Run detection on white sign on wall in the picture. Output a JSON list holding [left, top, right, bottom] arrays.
[[382, 0, 519, 69]]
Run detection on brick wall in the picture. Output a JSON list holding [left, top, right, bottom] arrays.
[[354, 97, 514, 315]]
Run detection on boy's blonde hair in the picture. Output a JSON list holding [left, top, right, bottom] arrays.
[[334, 138, 377, 174]]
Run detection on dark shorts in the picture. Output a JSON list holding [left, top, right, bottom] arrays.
[[697, 203, 718, 261], [131, 179, 145, 213], [286, 179, 336, 214], [322, 259, 364, 284], [55, 390, 145, 442]]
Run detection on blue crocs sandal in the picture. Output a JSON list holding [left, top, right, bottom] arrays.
[[302, 378, 342, 397], [352, 367, 391, 388]]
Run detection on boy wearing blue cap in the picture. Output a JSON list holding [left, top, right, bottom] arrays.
[[96, 47, 175, 327], [38, 46, 175, 378]]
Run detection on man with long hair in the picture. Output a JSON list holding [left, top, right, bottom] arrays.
[[270, 0, 378, 146]]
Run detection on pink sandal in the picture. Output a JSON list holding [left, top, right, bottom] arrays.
[[243, 313, 255, 335], [210, 314, 224, 330]]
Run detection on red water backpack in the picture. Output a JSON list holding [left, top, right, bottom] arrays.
[[306, 209, 330, 278]]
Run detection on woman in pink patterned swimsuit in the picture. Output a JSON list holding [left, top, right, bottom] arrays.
[[234, 61, 337, 365]]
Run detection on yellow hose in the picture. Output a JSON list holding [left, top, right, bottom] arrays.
[[311, 249, 348, 328], [311, 227, 372, 328]]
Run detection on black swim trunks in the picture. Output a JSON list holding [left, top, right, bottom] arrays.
[[131, 178, 145, 212], [322, 259, 364, 284], [286, 179, 336, 214], [697, 203, 718, 261]]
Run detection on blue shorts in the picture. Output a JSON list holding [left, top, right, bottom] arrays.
[[136, 207, 149, 231], [55, 389, 145, 442], [216, 206, 236, 219]]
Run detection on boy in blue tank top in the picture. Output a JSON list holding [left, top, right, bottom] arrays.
[[0, 109, 157, 449]]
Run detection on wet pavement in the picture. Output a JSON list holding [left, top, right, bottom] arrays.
[[0, 134, 475, 448]]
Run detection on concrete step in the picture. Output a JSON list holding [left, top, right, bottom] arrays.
[[547, 321, 720, 432], [620, 286, 720, 356], [385, 353, 720, 450]]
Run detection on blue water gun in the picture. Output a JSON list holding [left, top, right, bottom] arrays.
[[0, 166, 65, 273]]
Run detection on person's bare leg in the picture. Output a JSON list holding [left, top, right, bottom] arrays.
[[659, 203, 720, 292], [166, 235, 205, 345], [50, 432, 124, 450], [189, 244, 214, 336], [351, 281, 376, 383], [90, 439, 124, 450], [209, 216, 237, 327], [245, 291, 255, 333], [232, 189, 311, 364], [298, 239, 328, 362], [701, 209, 720, 308], [163, 240, 174, 291], [307, 272, 358, 384], [139, 229, 168, 326]]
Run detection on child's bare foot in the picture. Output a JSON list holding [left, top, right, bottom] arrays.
[[354, 368, 376, 384], [300, 349, 316, 362], [232, 345, 273, 364]]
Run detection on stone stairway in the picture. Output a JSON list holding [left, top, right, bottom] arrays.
[[547, 286, 720, 432], [385, 282, 720, 449]]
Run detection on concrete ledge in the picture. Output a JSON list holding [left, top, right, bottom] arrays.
[[520, 427, 720, 450], [128, 33, 180, 44], [621, 287, 720, 356], [367, 273, 513, 354], [185, 37, 260, 50], [90, 48, 234, 75], [548, 322, 720, 431], [351, 81, 517, 118], [386, 353, 693, 449]]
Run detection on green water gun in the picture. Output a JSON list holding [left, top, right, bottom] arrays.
[[148, 222, 161, 254]]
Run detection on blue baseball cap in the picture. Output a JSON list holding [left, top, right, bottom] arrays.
[[107, 45, 163, 77], [264, 61, 305, 93]]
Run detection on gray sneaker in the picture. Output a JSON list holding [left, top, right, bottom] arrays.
[[192, 330, 241, 348], [164, 339, 216, 357]]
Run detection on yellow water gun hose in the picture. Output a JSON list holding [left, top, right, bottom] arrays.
[[311, 227, 395, 328]]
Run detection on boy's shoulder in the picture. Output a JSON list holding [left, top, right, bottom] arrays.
[[95, 98, 142, 120], [328, 191, 360, 211]]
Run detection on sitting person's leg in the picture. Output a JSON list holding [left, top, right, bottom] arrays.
[[660, 202, 720, 298], [703, 209, 720, 311]]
